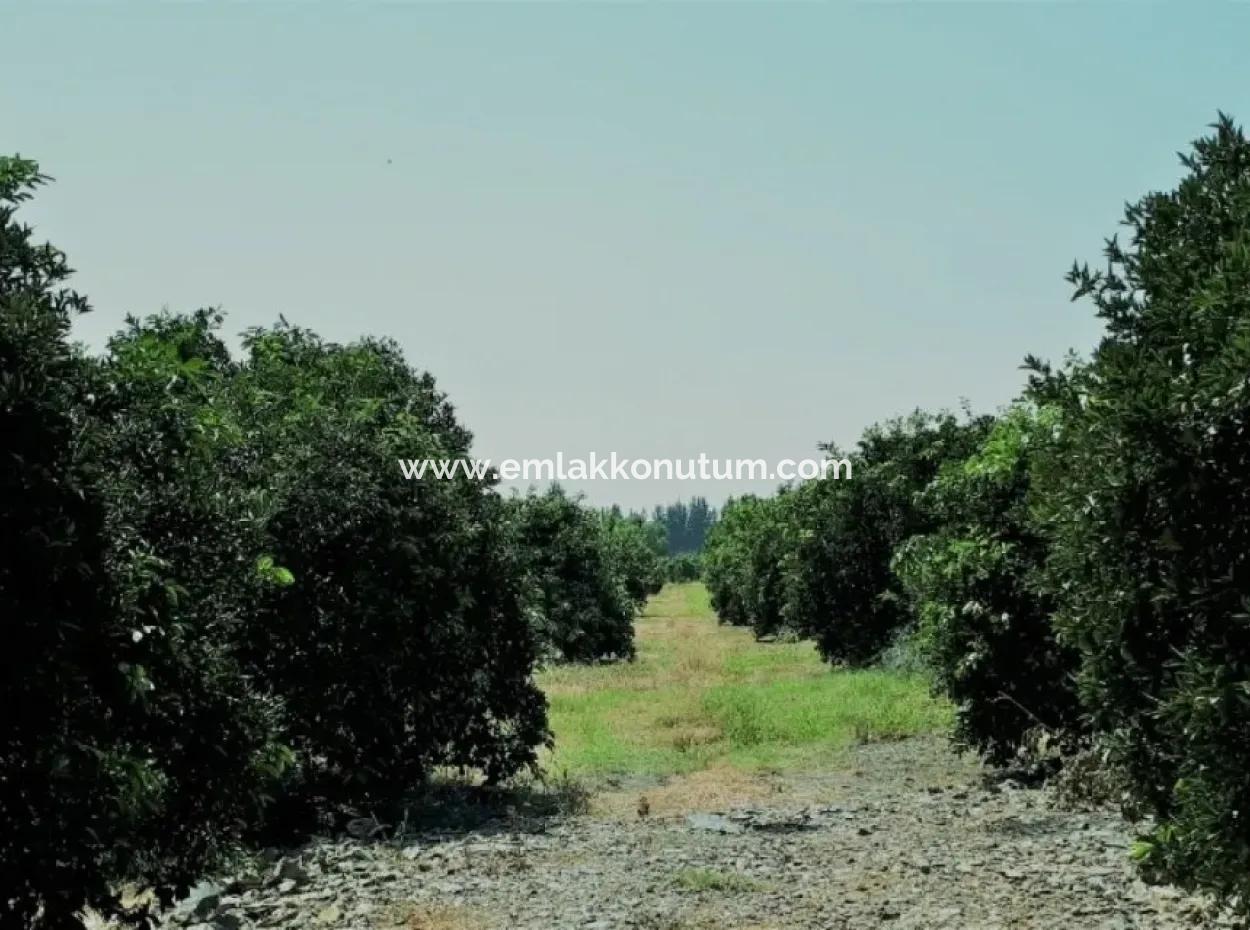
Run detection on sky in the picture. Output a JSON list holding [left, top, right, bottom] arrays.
[[5, 2, 1249, 510]]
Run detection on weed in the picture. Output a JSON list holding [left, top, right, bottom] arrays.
[[538, 584, 950, 780], [673, 868, 770, 893]]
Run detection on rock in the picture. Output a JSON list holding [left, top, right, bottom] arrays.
[[686, 813, 744, 834], [314, 904, 342, 924], [273, 858, 310, 885], [225, 874, 262, 895], [171, 881, 225, 923], [152, 739, 1241, 930]]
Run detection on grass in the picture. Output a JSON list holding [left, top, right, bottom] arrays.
[[672, 867, 771, 894], [536, 583, 950, 781]]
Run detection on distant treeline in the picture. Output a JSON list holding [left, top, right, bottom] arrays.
[[648, 497, 718, 555]]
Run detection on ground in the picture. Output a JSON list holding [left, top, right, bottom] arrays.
[[537, 583, 948, 813], [161, 585, 1236, 930]]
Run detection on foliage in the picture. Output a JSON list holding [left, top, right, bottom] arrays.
[[511, 487, 638, 662], [1028, 114, 1250, 910], [221, 323, 549, 795], [2, 162, 553, 927], [664, 553, 703, 583], [92, 310, 295, 887], [785, 411, 993, 664], [1, 160, 287, 930], [894, 406, 1083, 765], [702, 493, 795, 637], [599, 508, 666, 605]]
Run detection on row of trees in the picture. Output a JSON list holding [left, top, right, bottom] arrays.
[[703, 115, 1250, 915], [704, 410, 992, 650], [513, 495, 664, 663], [0, 157, 664, 930]]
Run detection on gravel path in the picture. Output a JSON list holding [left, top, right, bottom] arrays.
[[166, 738, 1236, 930]]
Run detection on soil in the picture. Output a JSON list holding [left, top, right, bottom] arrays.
[[162, 737, 1238, 930]]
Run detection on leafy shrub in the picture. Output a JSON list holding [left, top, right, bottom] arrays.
[[220, 323, 549, 795], [511, 487, 637, 662], [703, 493, 795, 637], [664, 553, 703, 583], [2, 158, 553, 928], [1027, 115, 1250, 911], [599, 508, 666, 605], [1, 160, 288, 930], [92, 310, 297, 875], [785, 412, 992, 664], [894, 406, 1083, 765]]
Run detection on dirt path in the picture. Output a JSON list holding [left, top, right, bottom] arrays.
[[163, 589, 1235, 930], [166, 737, 1231, 930]]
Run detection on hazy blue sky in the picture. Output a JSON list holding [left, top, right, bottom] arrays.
[[6, 3, 1248, 509]]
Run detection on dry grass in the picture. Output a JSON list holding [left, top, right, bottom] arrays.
[[592, 763, 783, 820], [380, 902, 485, 930]]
